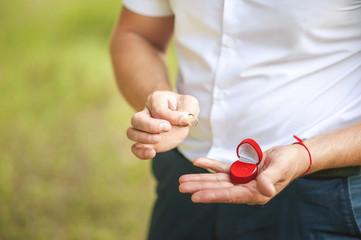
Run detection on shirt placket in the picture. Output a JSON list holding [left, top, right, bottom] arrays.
[[208, 0, 239, 159]]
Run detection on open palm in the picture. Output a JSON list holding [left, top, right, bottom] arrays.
[[178, 158, 272, 205], [179, 145, 309, 205]]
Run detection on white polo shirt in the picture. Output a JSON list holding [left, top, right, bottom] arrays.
[[124, 0, 361, 164]]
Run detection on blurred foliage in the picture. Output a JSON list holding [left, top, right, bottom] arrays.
[[0, 0, 177, 239]]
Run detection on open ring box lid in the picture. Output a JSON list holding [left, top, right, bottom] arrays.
[[230, 139, 263, 184]]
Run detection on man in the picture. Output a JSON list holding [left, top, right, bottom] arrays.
[[110, 1, 361, 239]]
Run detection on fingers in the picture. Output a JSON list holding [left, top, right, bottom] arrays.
[[193, 158, 231, 174], [131, 109, 171, 134], [178, 157, 274, 204], [179, 180, 233, 194], [127, 110, 169, 159], [178, 169, 273, 204], [147, 91, 200, 126], [178, 171, 268, 204], [178, 146, 301, 205], [178, 172, 234, 201], [179, 172, 231, 184], [178, 158, 232, 194], [127, 127, 161, 144], [190, 186, 270, 205], [128, 91, 200, 159], [131, 143, 156, 160], [155, 110, 191, 127], [191, 188, 236, 204], [180, 180, 270, 205], [177, 94, 200, 117]]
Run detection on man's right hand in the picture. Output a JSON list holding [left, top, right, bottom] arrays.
[[126, 91, 199, 159]]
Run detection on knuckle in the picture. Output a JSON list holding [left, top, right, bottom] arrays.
[[147, 91, 156, 100], [150, 107, 163, 119], [131, 112, 141, 126], [147, 91, 162, 102], [148, 123, 160, 133]]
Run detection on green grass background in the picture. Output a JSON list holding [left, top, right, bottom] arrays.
[[0, 1, 177, 239]]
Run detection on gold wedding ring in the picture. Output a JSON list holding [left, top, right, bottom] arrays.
[[188, 113, 199, 127]]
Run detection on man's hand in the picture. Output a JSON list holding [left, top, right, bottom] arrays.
[[127, 91, 200, 159], [178, 144, 310, 205]]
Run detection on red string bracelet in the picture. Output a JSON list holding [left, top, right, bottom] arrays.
[[292, 135, 312, 176]]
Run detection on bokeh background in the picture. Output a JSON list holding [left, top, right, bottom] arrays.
[[0, 1, 177, 239]]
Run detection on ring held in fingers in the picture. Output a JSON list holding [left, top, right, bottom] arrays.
[[188, 113, 198, 127]]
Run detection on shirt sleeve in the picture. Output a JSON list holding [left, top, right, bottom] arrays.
[[123, 0, 173, 17]]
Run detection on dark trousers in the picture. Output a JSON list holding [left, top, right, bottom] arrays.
[[148, 148, 361, 240]]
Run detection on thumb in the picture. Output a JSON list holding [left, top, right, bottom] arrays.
[[256, 164, 279, 198], [256, 172, 277, 198], [152, 110, 190, 126], [146, 92, 195, 126]]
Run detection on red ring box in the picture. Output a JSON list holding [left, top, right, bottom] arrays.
[[230, 139, 263, 184]]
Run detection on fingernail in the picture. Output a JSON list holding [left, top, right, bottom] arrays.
[[191, 194, 201, 203]]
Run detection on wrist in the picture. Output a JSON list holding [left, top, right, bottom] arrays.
[[290, 144, 310, 178], [292, 135, 313, 177]]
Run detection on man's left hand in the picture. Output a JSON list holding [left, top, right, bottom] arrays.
[[178, 144, 310, 205]]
